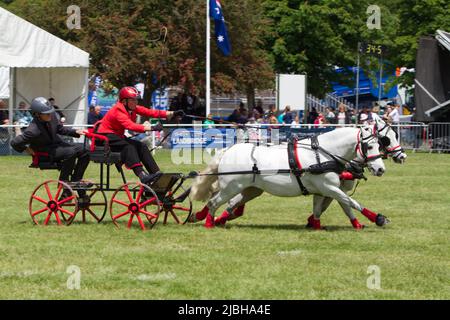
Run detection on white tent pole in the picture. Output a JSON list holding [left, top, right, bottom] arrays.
[[206, 0, 211, 117], [8, 67, 15, 155]]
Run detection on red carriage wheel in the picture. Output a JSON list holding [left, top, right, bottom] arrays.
[[110, 182, 161, 231], [29, 180, 78, 226], [66, 188, 107, 225], [161, 186, 193, 225]]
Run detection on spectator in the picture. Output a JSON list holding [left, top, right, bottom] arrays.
[[254, 99, 264, 115], [335, 103, 352, 126], [307, 107, 319, 124], [170, 92, 184, 111], [88, 106, 104, 125], [314, 112, 325, 127], [48, 98, 66, 123], [13, 101, 33, 136], [237, 108, 249, 125], [203, 113, 215, 129], [325, 107, 336, 124], [281, 106, 294, 124], [382, 107, 392, 124], [0, 99, 9, 125], [264, 104, 277, 120], [389, 104, 401, 133], [291, 115, 301, 129], [228, 108, 241, 123]]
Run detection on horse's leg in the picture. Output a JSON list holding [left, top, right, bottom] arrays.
[[321, 186, 389, 227], [203, 185, 245, 229], [215, 187, 264, 226], [306, 195, 334, 229]]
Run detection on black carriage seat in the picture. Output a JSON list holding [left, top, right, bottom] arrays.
[[28, 152, 63, 170], [85, 122, 122, 164], [89, 145, 122, 164]]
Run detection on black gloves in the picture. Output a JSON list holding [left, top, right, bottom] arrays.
[[173, 110, 185, 118], [152, 123, 164, 131]]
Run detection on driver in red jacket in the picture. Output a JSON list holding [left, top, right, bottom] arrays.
[[96, 86, 184, 185]]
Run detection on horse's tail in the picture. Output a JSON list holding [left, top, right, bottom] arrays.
[[190, 149, 226, 201]]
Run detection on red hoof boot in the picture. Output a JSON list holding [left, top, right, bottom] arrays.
[[233, 205, 245, 217], [306, 215, 324, 230], [189, 205, 209, 223], [215, 210, 230, 227], [204, 213, 215, 229], [306, 214, 315, 228], [351, 218, 365, 230]]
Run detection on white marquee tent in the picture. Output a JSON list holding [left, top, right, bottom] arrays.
[[0, 6, 89, 125]]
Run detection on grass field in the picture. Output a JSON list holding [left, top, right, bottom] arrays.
[[0, 151, 449, 299]]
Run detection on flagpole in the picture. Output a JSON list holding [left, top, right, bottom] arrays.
[[206, 0, 211, 117]]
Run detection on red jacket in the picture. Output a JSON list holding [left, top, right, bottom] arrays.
[[97, 102, 167, 137]]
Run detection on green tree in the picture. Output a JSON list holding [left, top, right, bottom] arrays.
[[262, 0, 400, 97], [1, 0, 274, 108]]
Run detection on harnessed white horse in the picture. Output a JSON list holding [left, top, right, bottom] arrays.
[[188, 121, 403, 230]]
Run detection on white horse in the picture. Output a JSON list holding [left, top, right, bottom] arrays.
[[210, 118, 407, 229], [188, 122, 395, 230], [301, 118, 407, 229]]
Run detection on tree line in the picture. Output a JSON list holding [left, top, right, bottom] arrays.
[[1, 0, 449, 107]]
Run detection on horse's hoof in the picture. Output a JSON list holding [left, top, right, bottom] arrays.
[[351, 218, 365, 230], [375, 214, 390, 227]]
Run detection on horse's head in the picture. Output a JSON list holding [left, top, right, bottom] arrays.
[[355, 124, 386, 177], [375, 118, 407, 164]]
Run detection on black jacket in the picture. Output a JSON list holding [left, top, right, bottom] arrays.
[[11, 114, 80, 153]]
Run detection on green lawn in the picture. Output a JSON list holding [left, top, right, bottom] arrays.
[[0, 151, 449, 299]]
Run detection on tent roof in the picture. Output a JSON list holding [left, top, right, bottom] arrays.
[[0, 6, 89, 68], [436, 30, 450, 52]]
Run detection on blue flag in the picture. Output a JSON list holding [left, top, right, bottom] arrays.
[[209, 0, 231, 56]]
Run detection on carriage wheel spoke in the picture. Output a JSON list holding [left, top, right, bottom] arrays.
[[112, 198, 130, 208], [139, 197, 157, 208], [113, 210, 131, 220], [170, 210, 181, 224], [59, 208, 75, 218], [32, 195, 48, 205], [82, 209, 86, 223], [172, 206, 191, 212], [89, 189, 98, 199], [124, 185, 134, 203], [44, 183, 53, 200], [54, 212, 62, 225], [55, 185, 63, 201], [32, 207, 48, 217], [44, 212, 52, 225], [86, 208, 101, 222], [136, 214, 146, 230], [127, 214, 134, 228], [136, 187, 144, 203], [139, 209, 158, 220], [58, 195, 75, 206], [89, 203, 106, 206]]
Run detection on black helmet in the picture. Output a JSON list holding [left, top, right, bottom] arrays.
[[31, 97, 54, 115]]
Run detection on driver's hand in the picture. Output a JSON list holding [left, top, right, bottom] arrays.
[[25, 147, 35, 156], [76, 129, 88, 136], [143, 123, 152, 131]]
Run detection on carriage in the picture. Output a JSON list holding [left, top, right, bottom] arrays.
[[27, 131, 193, 230]]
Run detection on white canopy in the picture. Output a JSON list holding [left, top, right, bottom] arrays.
[[0, 6, 89, 125], [0, 67, 8, 99]]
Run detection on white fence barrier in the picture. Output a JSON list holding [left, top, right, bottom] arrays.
[[1, 122, 449, 155]]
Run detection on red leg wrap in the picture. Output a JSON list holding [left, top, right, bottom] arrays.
[[194, 205, 209, 222], [204, 213, 215, 228], [361, 208, 377, 223], [233, 205, 245, 217], [214, 210, 231, 226]]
